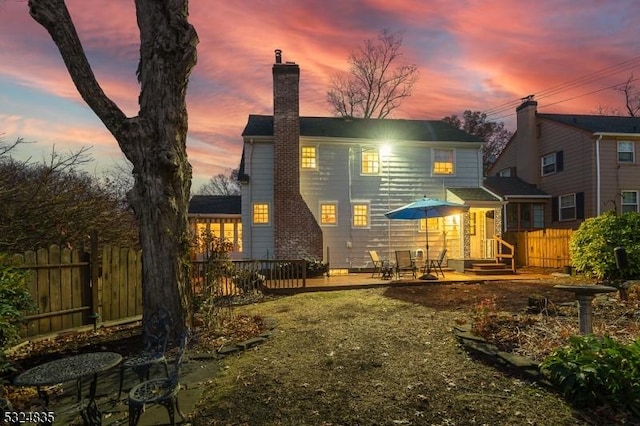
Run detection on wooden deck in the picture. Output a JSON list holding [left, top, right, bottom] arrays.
[[264, 269, 552, 294]]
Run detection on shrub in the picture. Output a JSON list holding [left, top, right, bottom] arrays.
[[541, 335, 640, 415], [0, 255, 35, 350], [570, 211, 640, 280]]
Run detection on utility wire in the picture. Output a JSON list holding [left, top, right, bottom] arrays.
[[483, 55, 640, 118]]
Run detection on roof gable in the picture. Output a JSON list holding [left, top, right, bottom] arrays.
[[242, 115, 483, 143], [483, 176, 549, 198]]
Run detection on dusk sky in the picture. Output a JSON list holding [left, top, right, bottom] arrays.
[[1, 1, 639, 191]]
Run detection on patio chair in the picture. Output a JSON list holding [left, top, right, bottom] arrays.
[[429, 249, 448, 278], [395, 250, 416, 279], [368, 250, 385, 278], [117, 307, 173, 400], [128, 332, 188, 426]]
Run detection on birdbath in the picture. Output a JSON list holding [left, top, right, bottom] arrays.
[[554, 285, 617, 334]]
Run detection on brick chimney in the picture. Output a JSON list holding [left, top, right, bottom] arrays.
[[272, 50, 323, 260], [515, 97, 539, 184]]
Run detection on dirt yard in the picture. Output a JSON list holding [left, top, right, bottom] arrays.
[[7, 272, 638, 425]]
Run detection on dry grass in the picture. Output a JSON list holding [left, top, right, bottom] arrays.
[[192, 288, 593, 426]]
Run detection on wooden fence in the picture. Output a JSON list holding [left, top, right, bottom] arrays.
[[11, 245, 307, 340], [504, 229, 574, 268]]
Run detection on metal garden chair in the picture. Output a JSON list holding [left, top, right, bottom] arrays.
[[117, 307, 173, 400], [127, 332, 189, 426]]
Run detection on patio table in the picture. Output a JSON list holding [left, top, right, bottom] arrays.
[[14, 351, 122, 426]]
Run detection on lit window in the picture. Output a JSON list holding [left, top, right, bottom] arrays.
[[469, 212, 477, 235], [419, 218, 439, 230], [252, 203, 269, 225], [361, 150, 380, 174], [618, 141, 635, 163], [320, 203, 337, 225], [301, 146, 317, 169], [621, 191, 639, 213], [210, 222, 221, 237], [236, 223, 243, 252], [559, 194, 576, 221], [541, 153, 556, 175], [433, 149, 454, 175], [352, 203, 369, 227]]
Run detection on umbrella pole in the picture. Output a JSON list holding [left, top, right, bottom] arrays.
[[419, 225, 438, 280]]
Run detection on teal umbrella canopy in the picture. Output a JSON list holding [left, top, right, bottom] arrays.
[[385, 198, 469, 220], [385, 198, 469, 280]]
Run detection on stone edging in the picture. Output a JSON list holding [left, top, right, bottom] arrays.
[[453, 324, 552, 387], [199, 317, 278, 359]]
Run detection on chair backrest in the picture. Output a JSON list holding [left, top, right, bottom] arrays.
[[395, 250, 412, 268], [436, 249, 447, 263], [369, 250, 380, 264], [143, 307, 173, 355], [168, 331, 189, 387]]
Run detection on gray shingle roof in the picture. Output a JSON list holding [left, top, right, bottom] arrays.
[[188, 195, 241, 215], [447, 187, 500, 202], [483, 177, 550, 198], [242, 115, 484, 143], [539, 114, 640, 134]]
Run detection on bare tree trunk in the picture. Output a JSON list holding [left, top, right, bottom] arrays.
[[28, 0, 198, 337]]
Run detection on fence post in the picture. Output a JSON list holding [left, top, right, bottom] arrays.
[[89, 230, 100, 330]]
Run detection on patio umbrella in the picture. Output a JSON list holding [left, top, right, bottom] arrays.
[[385, 198, 469, 280]]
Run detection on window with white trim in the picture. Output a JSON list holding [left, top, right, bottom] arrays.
[[432, 148, 454, 175], [361, 149, 380, 174], [618, 141, 635, 163], [559, 194, 576, 221], [252, 203, 270, 225], [352, 203, 370, 228], [621, 191, 639, 213], [320, 202, 337, 225], [541, 153, 556, 175], [498, 168, 511, 177], [419, 217, 439, 231], [301, 146, 317, 169]]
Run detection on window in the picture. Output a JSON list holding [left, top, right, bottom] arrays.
[[361, 150, 379, 174], [498, 168, 511, 177], [505, 203, 545, 230], [320, 202, 337, 225], [559, 194, 576, 221], [352, 203, 369, 228], [621, 191, 639, 213], [541, 153, 556, 175], [252, 203, 269, 225], [469, 212, 477, 235], [419, 217, 439, 231], [433, 148, 454, 175], [301, 146, 317, 169], [618, 141, 635, 163]]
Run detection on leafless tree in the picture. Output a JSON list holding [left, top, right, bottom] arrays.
[[0, 144, 138, 252], [197, 169, 240, 196], [594, 74, 640, 117], [443, 110, 513, 175], [28, 0, 198, 334], [327, 30, 419, 119]]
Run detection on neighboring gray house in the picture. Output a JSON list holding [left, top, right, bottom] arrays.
[[489, 98, 640, 230], [239, 50, 504, 271]]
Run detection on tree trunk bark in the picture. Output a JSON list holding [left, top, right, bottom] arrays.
[[28, 0, 198, 338]]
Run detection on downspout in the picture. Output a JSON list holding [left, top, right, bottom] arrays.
[[246, 138, 254, 258], [595, 134, 602, 215]]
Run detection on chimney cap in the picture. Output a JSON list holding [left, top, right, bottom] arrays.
[[275, 49, 282, 64]]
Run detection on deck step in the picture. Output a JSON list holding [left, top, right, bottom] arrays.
[[464, 265, 514, 275], [470, 263, 508, 269]]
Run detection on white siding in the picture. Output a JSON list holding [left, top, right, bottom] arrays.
[[241, 141, 275, 259], [301, 139, 483, 269]]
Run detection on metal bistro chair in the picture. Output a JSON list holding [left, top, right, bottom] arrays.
[[128, 332, 189, 426], [118, 307, 173, 400]]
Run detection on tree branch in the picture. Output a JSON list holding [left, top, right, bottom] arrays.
[[28, 0, 130, 139]]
